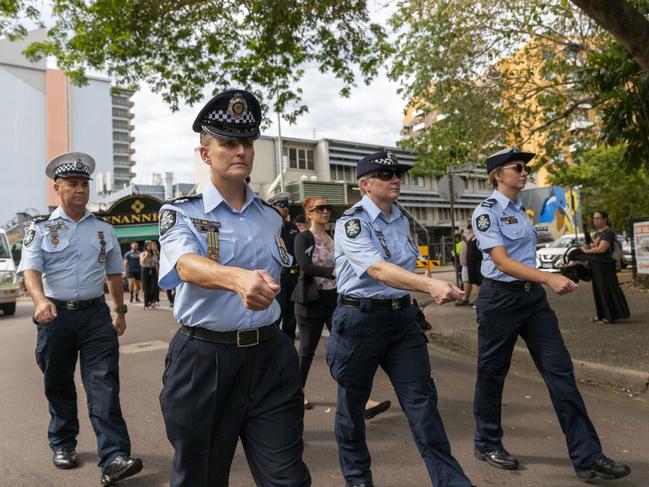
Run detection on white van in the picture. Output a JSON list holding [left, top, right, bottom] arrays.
[[0, 229, 19, 316]]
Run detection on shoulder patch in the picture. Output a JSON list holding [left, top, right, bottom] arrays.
[[159, 209, 177, 236], [165, 194, 202, 204], [480, 198, 497, 208], [344, 219, 362, 238], [23, 228, 36, 247], [260, 199, 281, 217], [343, 206, 363, 216], [475, 214, 492, 232]]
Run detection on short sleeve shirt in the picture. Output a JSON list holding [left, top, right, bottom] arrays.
[[472, 190, 537, 282], [334, 195, 419, 298], [17, 207, 122, 300], [123, 250, 141, 272]]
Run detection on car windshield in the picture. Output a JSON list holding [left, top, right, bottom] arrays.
[[0, 236, 10, 259], [550, 236, 576, 248]]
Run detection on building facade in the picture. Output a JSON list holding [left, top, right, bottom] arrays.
[[0, 29, 136, 226]]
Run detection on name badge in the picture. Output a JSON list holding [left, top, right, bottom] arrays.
[[500, 216, 518, 225]]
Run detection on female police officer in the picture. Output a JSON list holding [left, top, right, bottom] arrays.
[[327, 151, 475, 487], [471, 147, 630, 481], [157, 89, 311, 487]]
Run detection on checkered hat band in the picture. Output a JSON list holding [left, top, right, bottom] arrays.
[[374, 158, 397, 165], [54, 162, 90, 177], [205, 109, 255, 125]]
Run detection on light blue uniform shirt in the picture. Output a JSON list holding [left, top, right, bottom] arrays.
[[472, 190, 537, 282], [335, 195, 418, 299], [17, 207, 123, 300], [158, 181, 291, 332]]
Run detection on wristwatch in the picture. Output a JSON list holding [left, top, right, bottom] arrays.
[[114, 304, 128, 314]]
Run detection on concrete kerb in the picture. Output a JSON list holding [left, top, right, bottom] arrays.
[[423, 304, 649, 396]]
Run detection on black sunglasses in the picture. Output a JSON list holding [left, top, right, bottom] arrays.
[[370, 169, 403, 181], [273, 200, 288, 209], [502, 163, 531, 174], [310, 204, 333, 213]]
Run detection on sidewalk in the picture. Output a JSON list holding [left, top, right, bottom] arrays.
[[416, 271, 649, 396]]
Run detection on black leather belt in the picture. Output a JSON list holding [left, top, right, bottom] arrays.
[[49, 295, 105, 310], [340, 295, 411, 310], [180, 323, 279, 347], [484, 278, 539, 292]]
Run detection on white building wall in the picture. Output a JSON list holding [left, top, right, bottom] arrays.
[[69, 79, 114, 203], [0, 66, 48, 225]]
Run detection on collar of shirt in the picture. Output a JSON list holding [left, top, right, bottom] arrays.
[[50, 206, 93, 224], [360, 194, 402, 223], [492, 190, 524, 213], [201, 180, 262, 214]]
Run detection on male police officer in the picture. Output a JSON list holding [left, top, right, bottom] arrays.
[[158, 89, 310, 486], [268, 192, 300, 341], [327, 151, 474, 487], [18, 152, 142, 485], [472, 147, 630, 481]]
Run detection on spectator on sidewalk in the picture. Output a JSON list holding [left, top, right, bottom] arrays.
[[456, 222, 479, 306], [123, 241, 141, 303], [580, 211, 630, 324], [139, 240, 159, 309], [472, 147, 630, 481]]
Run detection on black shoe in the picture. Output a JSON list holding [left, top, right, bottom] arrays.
[[53, 447, 79, 469], [101, 455, 143, 485], [349, 482, 374, 487], [454, 300, 469, 307], [475, 448, 519, 470], [135, 297, 141, 303], [364, 400, 391, 420], [129, 294, 133, 303], [576, 456, 631, 480]]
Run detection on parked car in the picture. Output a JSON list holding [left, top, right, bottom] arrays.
[[0, 229, 19, 316], [536, 234, 585, 272], [621, 237, 632, 268]]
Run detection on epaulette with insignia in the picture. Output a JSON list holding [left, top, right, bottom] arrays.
[[480, 198, 497, 208], [30, 215, 50, 224], [260, 199, 281, 216], [165, 194, 202, 204], [342, 206, 363, 217]]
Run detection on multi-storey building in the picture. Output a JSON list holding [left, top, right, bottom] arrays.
[[0, 29, 136, 226]]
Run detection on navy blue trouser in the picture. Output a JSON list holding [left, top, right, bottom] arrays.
[[35, 301, 131, 469], [325, 302, 472, 487], [474, 283, 604, 471], [160, 328, 311, 487]]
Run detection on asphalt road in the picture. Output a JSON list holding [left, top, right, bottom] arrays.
[[1, 297, 647, 487]]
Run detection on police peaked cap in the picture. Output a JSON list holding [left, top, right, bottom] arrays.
[[267, 192, 290, 205], [193, 89, 262, 141], [356, 151, 412, 179], [46, 152, 95, 180], [486, 147, 536, 173]]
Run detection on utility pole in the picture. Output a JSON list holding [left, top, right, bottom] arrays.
[[276, 110, 285, 192], [448, 165, 459, 287]]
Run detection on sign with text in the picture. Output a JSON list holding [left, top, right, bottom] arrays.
[[99, 195, 162, 226], [632, 219, 649, 275]]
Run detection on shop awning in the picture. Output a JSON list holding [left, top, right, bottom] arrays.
[[113, 224, 159, 242]]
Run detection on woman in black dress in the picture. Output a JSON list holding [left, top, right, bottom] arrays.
[[580, 211, 630, 323]]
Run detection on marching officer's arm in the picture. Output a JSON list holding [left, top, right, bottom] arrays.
[[104, 228, 127, 335], [158, 205, 279, 311], [18, 223, 58, 323], [473, 206, 576, 294], [337, 216, 463, 304]]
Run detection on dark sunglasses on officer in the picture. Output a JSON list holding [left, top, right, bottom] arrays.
[[502, 162, 531, 174], [273, 200, 289, 209], [369, 169, 404, 181], [309, 204, 333, 214]]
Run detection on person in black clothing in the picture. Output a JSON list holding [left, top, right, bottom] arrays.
[[293, 196, 391, 418], [268, 192, 300, 341], [580, 211, 630, 324]]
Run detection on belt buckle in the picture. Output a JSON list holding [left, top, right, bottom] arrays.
[[392, 299, 400, 310], [65, 301, 79, 310], [524, 282, 532, 292], [237, 328, 260, 348]]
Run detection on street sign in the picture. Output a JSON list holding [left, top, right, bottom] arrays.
[[437, 174, 465, 201]]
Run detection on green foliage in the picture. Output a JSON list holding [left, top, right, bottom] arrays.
[[0, 0, 42, 40], [550, 144, 649, 229], [17, 0, 391, 122]]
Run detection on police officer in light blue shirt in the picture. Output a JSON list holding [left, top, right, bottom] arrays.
[[157, 89, 311, 487], [326, 151, 474, 487], [471, 147, 630, 481], [18, 152, 142, 485]]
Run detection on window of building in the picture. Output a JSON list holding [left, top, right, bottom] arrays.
[[438, 208, 451, 221], [477, 178, 487, 191], [330, 164, 355, 182], [406, 173, 425, 187], [407, 206, 427, 221], [284, 146, 315, 170]]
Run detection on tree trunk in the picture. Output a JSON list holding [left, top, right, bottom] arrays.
[[571, 0, 649, 73]]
